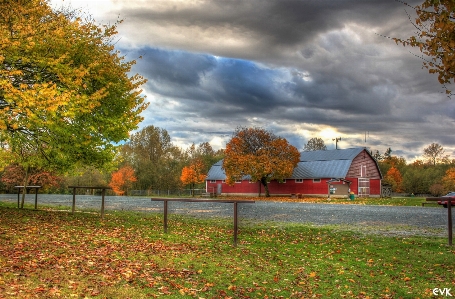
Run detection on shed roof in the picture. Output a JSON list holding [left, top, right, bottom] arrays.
[[206, 147, 368, 180]]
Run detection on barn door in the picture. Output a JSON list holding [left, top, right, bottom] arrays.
[[358, 178, 370, 197], [217, 184, 222, 195]]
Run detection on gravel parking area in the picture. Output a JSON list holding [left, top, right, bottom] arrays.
[[1, 194, 452, 237]]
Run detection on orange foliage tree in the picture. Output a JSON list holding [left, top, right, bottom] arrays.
[[222, 127, 300, 197], [109, 166, 137, 195], [384, 166, 403, 193], [180, 159, 206, 196], [1, 164, 62, 193], [442, 167, 455, 192]]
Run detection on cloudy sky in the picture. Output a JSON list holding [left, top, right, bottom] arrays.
[[50, 0, 455, 161]]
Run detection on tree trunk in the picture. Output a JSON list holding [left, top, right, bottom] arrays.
[[20, 165, 30, 209], [260, 177, 270, 197]]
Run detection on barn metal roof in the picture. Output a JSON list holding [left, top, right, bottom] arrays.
[[299, 147, 364, 162], [290, 160, 352, 179], [206, 147, 367, 180]]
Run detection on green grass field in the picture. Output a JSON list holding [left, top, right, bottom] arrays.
[[326, 196, 438, 206], [211, 195, 442, 207], [0, 200, 453, 298]]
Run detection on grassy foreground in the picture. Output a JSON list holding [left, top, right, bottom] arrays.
[[0, 201, 453, 299]]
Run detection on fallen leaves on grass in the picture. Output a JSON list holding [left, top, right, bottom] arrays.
[[0, 202, 452, 299], [0, 209, 201, 298]]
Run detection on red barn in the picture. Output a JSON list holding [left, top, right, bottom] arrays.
[[206, 147, 382, 197]]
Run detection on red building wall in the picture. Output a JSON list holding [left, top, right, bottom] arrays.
[[206, 178, 358, 196]]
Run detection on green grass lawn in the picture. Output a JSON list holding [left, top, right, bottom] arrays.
[[0, 201, 453, 298], [329, 196, 437, 206], [198, 195, 442, 207]]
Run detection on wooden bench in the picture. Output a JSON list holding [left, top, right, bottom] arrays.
[[151, 198, 254, 246]]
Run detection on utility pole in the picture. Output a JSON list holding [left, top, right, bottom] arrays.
[[333, 137, 341, 149]]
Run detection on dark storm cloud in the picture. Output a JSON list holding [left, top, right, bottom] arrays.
[[131, 48, 216, 89], [133, 43, 398, 122], [207, 58, 286, 113], [133, 46, 393, 121], [129, 48, 288, 114], [287, 72, 394, 115], [120, 0, 423, 59]]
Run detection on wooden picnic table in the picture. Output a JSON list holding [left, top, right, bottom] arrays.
[[15, 185, 41, 210], [426, 197, 455, 246], [151, 198, 255, 246], [68, 186, 112, 218]]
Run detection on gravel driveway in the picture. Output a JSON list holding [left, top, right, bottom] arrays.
[[1, 194, 452, 237]]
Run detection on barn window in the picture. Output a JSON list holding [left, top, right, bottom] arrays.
[[279, 179, 286, 183], [361, 165, 367, 177], [313, 179, 321, 183], [210, 180, 216, 183], [235, 180, 242, 183], [295, 179, 303, 183], [222, 180, 226, 183]]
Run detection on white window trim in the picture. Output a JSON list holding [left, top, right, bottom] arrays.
[[313, 179, 321, 183], [295, 179, 303, 183]]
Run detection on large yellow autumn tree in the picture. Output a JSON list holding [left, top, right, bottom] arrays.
[[0, 0, 148, 206], [223, 127, 300, 197]]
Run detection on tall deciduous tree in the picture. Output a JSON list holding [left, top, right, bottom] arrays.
[[423, 143, 445, 165], [121, 126, 184, 191], [0, 1, 148, 206], [180, 159, 206, 197], [303, 137, 327, 151], [394, 0, 455, 94], [185, 142, 224, 173], [223, 127, 300, 197]]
